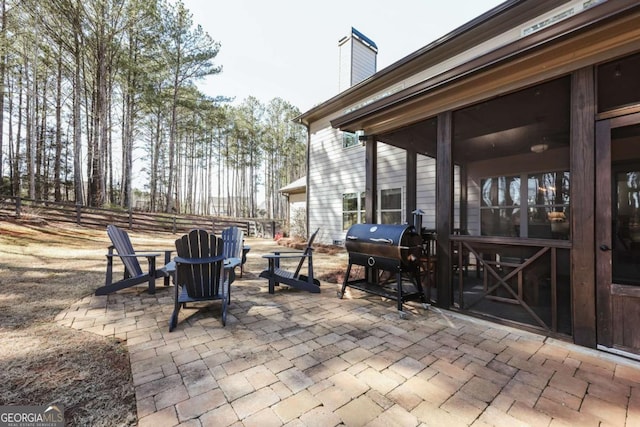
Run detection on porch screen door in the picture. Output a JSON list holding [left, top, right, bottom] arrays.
[[595, 112, 640, 358]]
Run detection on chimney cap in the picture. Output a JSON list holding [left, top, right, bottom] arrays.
[[350, 27, 378, 52]]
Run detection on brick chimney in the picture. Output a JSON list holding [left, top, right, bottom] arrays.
[[338, 27, 378, 92]]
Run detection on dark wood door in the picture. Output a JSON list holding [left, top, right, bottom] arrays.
[[596, 112, 640, 358]]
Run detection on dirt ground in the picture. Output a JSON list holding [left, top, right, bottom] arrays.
[[0, 220, 348, 426]]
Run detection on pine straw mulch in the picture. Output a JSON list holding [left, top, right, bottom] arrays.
[[0, 219, 176, 426]]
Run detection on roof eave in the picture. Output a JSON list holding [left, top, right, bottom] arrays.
[[330, 0, 640, 132], [294, 0, 526, 126]]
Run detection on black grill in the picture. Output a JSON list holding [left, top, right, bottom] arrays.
[[339, 224, 427, 315]]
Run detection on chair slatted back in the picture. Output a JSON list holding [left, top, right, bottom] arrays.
[[293, 228, 319, 277], [107, 225, 143, 277], [222, 226, 244, 260], [175, 229, 224, 299]]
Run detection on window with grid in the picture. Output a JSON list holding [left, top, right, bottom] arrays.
[[343, 192, 365, 230], [379, 188, 403, 224], [480, 172, 570, 239]]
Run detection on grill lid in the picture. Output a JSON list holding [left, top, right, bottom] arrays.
[[346, 224, 416, 246], [345, 223, 422, 264]]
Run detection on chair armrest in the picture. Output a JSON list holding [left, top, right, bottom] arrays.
[[175, 255, 225, 265], [225, 257, 242, 268], [164, 261, 176, 274], [118, 252, 162, 258]]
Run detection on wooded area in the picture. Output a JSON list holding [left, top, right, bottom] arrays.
[[0, 0, 307, 219]]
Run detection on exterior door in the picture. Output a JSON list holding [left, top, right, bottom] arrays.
[[596, 112, 640, 359]]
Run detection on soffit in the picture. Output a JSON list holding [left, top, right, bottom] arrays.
[[296, 0, 567, 126], [333, 1, 640, 135]]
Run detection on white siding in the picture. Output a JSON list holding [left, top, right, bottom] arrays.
[[377, 143, 406, 222], [338, 39, 352, 93], [351, 40, 376, 87], [308, 136, 411, 244], [308, 124, 366, 245], [416, 155, 436, 229]]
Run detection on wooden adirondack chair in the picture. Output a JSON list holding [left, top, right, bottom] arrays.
[[96, 225, 172, 296], [170, 229, 230, 331], [222, 226, 244, 285], [259, 228, 321, 294]]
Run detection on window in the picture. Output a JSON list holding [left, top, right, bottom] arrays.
[[342, 130, 363, 149], [527, 172, 570, 239], [379, 188, 403, 224], [343, 192, 365, 230], [480, 172, 570, 239], [480, 176, 520, 237]]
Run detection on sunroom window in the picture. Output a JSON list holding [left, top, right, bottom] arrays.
[[480, 172, 570, 239], [480, 176, 520, 237]]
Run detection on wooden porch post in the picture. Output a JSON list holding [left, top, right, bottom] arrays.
[[571, 66, 596, 347], [406, 150, 417, 225], [459, 165, 468, 232], [436, 112, 453, 308], [365, 136, 377, 224]]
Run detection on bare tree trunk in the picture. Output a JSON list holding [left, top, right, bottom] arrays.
[[54, 49, 63, 201], [150, 112, 163, 212], [0, 0, 6, 180], [26, 62, 35, 199], [72, 0, 84, 205], [13, 67, 23, 196], [36, 79, 46, 199], [7, 77, 14, 194]]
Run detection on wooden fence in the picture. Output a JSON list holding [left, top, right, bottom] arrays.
[[0, 196, 281, 237]]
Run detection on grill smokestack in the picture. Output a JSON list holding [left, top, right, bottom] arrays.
[[338, 27, 378, 92]]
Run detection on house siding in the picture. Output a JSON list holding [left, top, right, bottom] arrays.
[[351, 40, 376, 87], [417, 155, 437, 229], [308, 123, 366, 244], [308, 132, 412, 244], [376, 143, 406, 222], [338, 39, 352, 93]]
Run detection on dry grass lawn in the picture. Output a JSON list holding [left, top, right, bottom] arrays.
[[0, 219, 348, 425], [0, 220, 182, 425]]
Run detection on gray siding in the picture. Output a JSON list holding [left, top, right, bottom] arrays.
[[351, 40, 376, 87], [416, 155, 437, 229], [308, 124, 366, 244], [308, 134, 413, 244]]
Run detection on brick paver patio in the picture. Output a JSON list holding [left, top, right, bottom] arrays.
[[56, 270, 640, 426]]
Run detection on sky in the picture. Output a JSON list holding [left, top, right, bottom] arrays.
[[181, 0, 506, 113]]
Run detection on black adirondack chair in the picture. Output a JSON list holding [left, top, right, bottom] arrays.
[[96, 225, 172, 296], [259, 228, 321, 294], [170, 229, 230, 331]]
